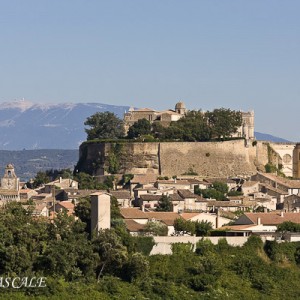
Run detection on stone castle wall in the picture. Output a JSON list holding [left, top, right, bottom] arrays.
[[78, 140, 265, 178], [159, 140, 257, 177]]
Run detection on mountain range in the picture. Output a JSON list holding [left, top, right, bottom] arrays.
[[0, 100, 290, 150], [0, 100, 130, 150]]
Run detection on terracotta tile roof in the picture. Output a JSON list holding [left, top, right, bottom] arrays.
[[180, 213, 203, 220], [178, 189, 197, 199], [131, 174, 158, 184], [170, 193, 184, 201], [244, 212, 300, 225], [120, 208, 149, 219], [146, 212, 180, 226], [220, 224, 255, 231], [124, 219, 146, 232], [110, 190, 131, 199], [57, 201, 74, 210], [140, 194, 161, 201], [19, 189, 35, 194], [120, 208, 180, 226]]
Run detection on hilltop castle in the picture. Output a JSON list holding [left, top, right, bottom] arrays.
[[124, 102, 254, 141]]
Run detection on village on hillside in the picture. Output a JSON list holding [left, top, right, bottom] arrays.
[[1, 102, 300, 255]]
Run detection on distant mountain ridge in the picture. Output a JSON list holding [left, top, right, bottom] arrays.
[[0, 100, 291, 149], [254, 132, 291, 143], [0, 100, 130, 150]]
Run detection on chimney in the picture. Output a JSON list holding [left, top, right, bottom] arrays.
[[257, 217, 261, 225], [263, 207, 268, 213], [296, 207, 300, 213], [280, 211, 284, 217], [141, 204, 145, 212], [59, 177, 62, 183]]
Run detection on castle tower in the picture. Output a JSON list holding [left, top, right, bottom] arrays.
[[175, 101, 186, 115], [293, 143, 300, 178], [1, 164, 19, 191], [248, 110, 255, 140], [90, 192, 111, 233]]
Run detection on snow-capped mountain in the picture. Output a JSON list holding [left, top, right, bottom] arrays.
[[0, 100, 130, 150]]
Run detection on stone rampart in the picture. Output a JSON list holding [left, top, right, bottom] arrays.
[[78, 140, 262, 178], [159, 140, 257, 177]]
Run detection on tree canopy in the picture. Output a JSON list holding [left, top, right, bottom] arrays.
[[127, 118, 152, 139], [125, 108, 242, 142], [84, 111, 125, 140]]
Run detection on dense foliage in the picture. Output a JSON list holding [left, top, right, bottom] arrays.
[[85, 108, 242, 143], [1, 202, 300, 299], [194, 181, 230, 200], [128, 108, 242, 141], [84, 112, 125, 140]]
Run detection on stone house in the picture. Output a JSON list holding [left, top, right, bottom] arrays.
[[155, 179, 193, 190], [206, 200, 248, 212], [22, 204, 49, 217], [50, 201, 75, 216], [252, 172, 300, 196], [43, 177, 78, 194], [241, 181, 260, 196], [282, 194, 300, 212], [110, 190, 132, 208]]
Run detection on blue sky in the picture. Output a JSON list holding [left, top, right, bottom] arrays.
[[0, 1, 299, 141]]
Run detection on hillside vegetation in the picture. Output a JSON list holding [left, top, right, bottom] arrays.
[[1, 202, 300, 299], [0, 150, 78, 181]]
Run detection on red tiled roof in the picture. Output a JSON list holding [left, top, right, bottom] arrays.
[[244, 212, 300, 225], [120, 208, 148, 219], [57, 201, 74, 210], [124, 219, 145, 232]]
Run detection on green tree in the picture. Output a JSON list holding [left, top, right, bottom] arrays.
[[84, 111, 125, 140], [206, 108, 242, 139], [156, 195, 172, 212], [174, 218, 196, 235], [127, 118, 152, 139], [212, 181, 229, 194], [277, 221, 300, 233], [92, 229, 128, 280], [30, 171, 51, 188], [125, 253, 150, 282], [195, 220, 213, 236], [143, 221, 168, 236], [166, 110, 211, 141]]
